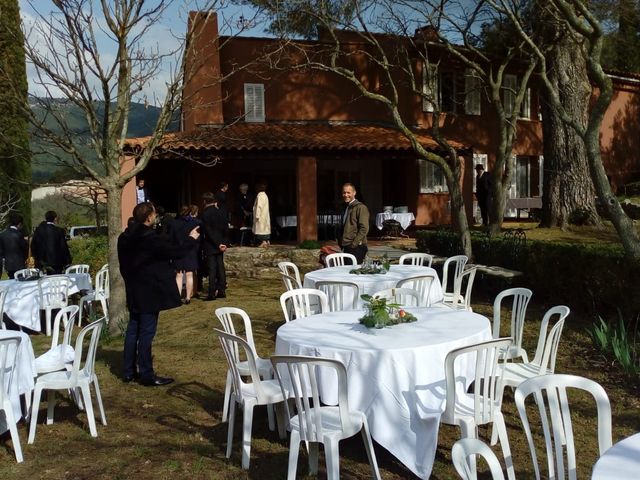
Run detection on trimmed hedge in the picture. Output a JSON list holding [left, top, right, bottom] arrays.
[[68, 235, 109, 276], [416, 229, 640, 316]]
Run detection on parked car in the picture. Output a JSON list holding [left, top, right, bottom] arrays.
[[68, 225, 107, 239]]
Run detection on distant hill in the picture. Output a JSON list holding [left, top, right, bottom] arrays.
[[31, 99, 179, 183]]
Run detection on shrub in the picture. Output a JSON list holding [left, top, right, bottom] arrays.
[[624, 180, 640, 196], [298, 239, 321, 249], [68, 235, 108, 275]]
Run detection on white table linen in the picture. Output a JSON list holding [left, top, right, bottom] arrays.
[[275, 307, 492, 479], [592, 433, 640, 479], [276, 215, 342, 228], [0, 273, 91, 331], [375, 212, 416, 230], [304, 265, 443, 308], [0, 330, 36, 433]]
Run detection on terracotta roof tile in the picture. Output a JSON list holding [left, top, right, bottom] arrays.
[[124, 123, 469, 154]]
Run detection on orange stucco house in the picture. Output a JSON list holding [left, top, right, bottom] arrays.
[[122, 11, 640, 240]]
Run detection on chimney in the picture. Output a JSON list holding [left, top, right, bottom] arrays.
[[414, 26, 439, 42]]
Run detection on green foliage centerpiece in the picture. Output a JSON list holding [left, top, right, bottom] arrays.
[[359, 294, 417, 329], [350, 255, 391, 275]]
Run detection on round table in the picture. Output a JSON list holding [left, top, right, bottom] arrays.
[[275, 307, 492, 479], [0, 330, 36, 433], [304, 265, 443, 308], [592, 433, 640, 479]]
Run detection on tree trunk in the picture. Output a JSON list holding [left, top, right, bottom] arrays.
[[448, 174, 473, 258], [106, 186, 127, 336], [488, 157, 508, 235], [539, 15, 600, 228]]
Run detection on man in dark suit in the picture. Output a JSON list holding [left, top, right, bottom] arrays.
[[0, 212, 28, 278], [136, 178, 150, 204], [338, 183, 369, 264], [200, 191, 229, 301], [118, 202, 200, 386], [475, 164, 492, 226], [31, 210, 72, 274]]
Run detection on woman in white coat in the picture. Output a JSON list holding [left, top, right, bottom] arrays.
[[252, 182, 271, 247]]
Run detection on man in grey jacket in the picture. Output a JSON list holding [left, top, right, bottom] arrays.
[[338, 183, 369, 263]]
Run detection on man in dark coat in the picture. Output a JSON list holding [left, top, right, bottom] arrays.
[[0, 212, 28, 278], [118, 202, 200, 386], [31, 210, 72, 274], [475, 164, 492, 226], [338, 183, 369, 264], [200, 191, 229, 301]]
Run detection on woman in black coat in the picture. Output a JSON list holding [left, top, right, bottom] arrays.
[[171, 205, 201, 304]]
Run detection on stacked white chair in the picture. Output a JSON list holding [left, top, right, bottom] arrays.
[[372, 287, 420, 307], [280, 272, 302, 292], [325, 252, 357, 267], [315, 281, 359, 311], [28, 317, 107, 444], [78, 265, 110, 326], [442, 255, 468, 303], [278, 261, 302, 287], [65, 264, 90, 275], [37, 275, 71, 336], [0, 335, 24, 462], [396, 274, 437, 307], [492, 288, 533, 361], [452, 438, 506, 480], [271, 355, 381, 480], [442, 338, 515, 480], [399, 252, 434, 267], [14, 268, 40, 280], [215, 329, 286, 469], [515, 374, 612, 480], [215, 307, 274, 426], [280, 289, 329, 322]]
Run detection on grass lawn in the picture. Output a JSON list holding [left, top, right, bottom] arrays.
[[1, 265, 639, 478]]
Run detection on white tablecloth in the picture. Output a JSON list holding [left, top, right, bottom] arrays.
[[276, 215, 343, 228], [375, 212, 415, 230], [592, 432, 640, 479], [0, 330, 36, 433], [276, 307, 492, 479], [0, 273, 92, 331], [304, 265, 443, 308]]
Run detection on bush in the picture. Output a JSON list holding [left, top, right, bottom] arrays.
[[68, 235, 108, 275], [298, 239, 321, 249], [624, 180, 640, 196]]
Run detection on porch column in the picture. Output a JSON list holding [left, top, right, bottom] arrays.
[[120, 154, 136, 230], [296, 156, 318, 241]]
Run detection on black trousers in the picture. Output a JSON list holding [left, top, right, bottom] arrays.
[[343, 244, 368, 264], [206, 253, 226, 298], [478, 197, 489, 225]]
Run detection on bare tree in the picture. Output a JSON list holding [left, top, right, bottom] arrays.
[[60, 180, 107, 227], [0, 192, 20, 228]]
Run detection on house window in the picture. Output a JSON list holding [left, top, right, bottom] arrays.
[[419, 159, 448, 193], [464, 69, 482, 115], [244, 83, 265, 122], [503, 74, 531, 119], [422, 63, 438, 113], [440, 71, 457, 113], [423, 63, 479, 115]]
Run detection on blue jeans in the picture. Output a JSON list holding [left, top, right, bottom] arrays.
[[123, 311, 159, 381]]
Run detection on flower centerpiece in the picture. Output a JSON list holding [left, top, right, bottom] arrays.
[[359, 294, 417, 328], [350, 254, 391, 275]]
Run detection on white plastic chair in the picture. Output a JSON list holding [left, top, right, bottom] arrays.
[[515, 374, 612, 480], [452, 438, 506, 480], [14, 268, 40, 280], [492, 288, 533, 361], [396, 274, 437, 307], [215, 307, 274, 425], [447, 268, 478, 311], [442, 338, 515, 480], [442, 255, 469, 303], [271, 355, 381, 480], [0, 335, 24, 462], [278, 261, 303, 287], [372, 287, 420, 307], [315, 281, 359, 311], [399, 252, 433, 267], [0, 289, 7, 329], [35, 305, 80, 375], [28, 317, 107, 444], [280, 272, 302, 292], [37, 275, 71, 336], [65, 264, 90, 275], [280, 289, 329, 322], [78, 266, 110, 326], [325, 252, 357, 267], [215, 329, 286, 469]]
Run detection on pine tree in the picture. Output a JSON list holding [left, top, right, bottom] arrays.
[[0, 0, 32, 228]]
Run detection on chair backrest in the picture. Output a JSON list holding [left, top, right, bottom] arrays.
[[50, 305, 80, 350], [14, 268, 40, 280], [530, 306, 570, 374], [271, 354, 354, 442], [515, 374, 612, 480], [450, 268, 478, 310], [325, 253, 357, 267], [278, 261, 302, 287], [37, 275, 71, 309], [280, 288, 329, 322], [0, 290, 6, 329], [71, 317, 105, 382], [492, 288, 533, 346], [443, 338, 512, 426], [442, 255, 469, 296], [0, 335, 21, 406], [215, 307, 259, 356], [396, 274, 436, 307], [399, 253, 434, 267], [315, 281, 359, 311], [452, 438, 506, 480], [215, 328, 270, 403], [95, 266, 110, 300], [372, 287, 420, 307], [65, 264, 90, 274], [280, 272, 302, 292]]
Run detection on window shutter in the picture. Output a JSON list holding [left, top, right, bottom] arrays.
[[520, 88, 531, 119], [503, 74, 517, 117], [422, 63, 438, 113], [244, 83, 265, 122], [464, 69, 481, 115]]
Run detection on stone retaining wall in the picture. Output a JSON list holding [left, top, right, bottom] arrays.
[[224, 246, 320, 279]]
